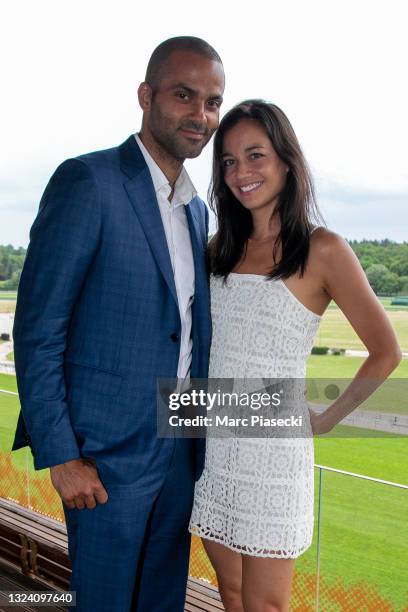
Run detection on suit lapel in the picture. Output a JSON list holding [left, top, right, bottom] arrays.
[[185, 200, 210, 336], [119, 136, 208, 314], [185, 200, 206, 283], [119, 136, 178, 306]]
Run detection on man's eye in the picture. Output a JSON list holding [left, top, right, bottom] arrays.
[[207, 99, 221, 109]]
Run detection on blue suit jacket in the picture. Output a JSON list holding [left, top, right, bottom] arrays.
[[12, 135, 211, 484]]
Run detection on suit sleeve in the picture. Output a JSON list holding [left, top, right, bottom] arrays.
[[13, 158, 101, 469]]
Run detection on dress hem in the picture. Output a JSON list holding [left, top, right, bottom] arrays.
[[189, 525, 312, 559]]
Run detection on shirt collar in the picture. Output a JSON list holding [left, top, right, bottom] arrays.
[[134, 133, 197, 208]]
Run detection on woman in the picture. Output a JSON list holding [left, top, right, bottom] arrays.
[[188, 100, 401, 612]]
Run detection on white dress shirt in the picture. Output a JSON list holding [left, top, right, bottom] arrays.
[[135, 134, 196, 382]]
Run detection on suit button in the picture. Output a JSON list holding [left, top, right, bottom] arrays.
[[170, 333, 179, 342]]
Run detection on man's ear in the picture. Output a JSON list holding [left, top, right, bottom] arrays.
[[138, 82, 153, 111]]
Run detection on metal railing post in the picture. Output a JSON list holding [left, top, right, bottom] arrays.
[[316, 466, 323, 612]]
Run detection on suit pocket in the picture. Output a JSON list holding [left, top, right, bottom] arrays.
[[65, 361, 122, 397]]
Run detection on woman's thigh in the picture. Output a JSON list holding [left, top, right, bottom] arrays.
[[242, 555, 295, 612], [203, 539, 242, 578]]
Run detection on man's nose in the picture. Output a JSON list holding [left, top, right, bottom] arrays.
[[189, 101, 207, 123]]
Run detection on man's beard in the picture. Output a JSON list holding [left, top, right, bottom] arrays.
[[149, 105, 213, 161]]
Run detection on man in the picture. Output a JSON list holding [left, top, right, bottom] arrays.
[[11, 36, 225, 611]]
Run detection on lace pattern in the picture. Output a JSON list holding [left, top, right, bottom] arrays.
[[189, 274, 321, 558]]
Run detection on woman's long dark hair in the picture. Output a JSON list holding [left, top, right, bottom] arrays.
[[208, 99, 325, 279]]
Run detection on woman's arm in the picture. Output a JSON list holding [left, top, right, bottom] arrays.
[[309, 231, 402, 434]]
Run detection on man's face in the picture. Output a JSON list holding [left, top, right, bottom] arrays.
[[143, 50, 225, 161]]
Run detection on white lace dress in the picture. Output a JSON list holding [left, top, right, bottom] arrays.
[[189, 273, 322, 558]]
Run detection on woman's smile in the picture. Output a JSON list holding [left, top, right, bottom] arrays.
[[238, 181, 263, 194]]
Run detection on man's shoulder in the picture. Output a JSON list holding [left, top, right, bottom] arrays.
[[61, 135, 136, 175], [44, 137, 138, 199], [74, 142, 122, 171]]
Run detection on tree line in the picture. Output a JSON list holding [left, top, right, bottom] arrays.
[[0, 244, 25, 290], [348, 239, 408, 295], [0, 239, 407, 295]]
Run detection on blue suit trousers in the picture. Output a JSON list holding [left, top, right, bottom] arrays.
[[63, 438, 195, 611]]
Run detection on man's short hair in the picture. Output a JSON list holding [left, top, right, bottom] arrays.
[[145, 36, 223, 90]]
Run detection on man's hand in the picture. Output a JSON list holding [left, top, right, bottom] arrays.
[[50, 458, 108, 510]]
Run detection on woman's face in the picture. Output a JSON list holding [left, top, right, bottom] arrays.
[[221, 119, 288, 213]]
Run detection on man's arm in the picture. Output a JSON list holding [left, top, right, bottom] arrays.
[[14, 158, 101, 470]]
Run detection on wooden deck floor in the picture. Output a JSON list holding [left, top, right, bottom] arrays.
[[185, 576, 225, 611], [0, 562, 224, 611], [0, 498, 224, 611], [0, 560, 66, 611]]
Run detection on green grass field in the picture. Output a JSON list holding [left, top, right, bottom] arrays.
[[310, 423, 407, 608], [0, 291, 17, 315], [326, 296, 408, 312], [0, 301, 15, 313], [0, 291, 17, 300], [307, 354, 408, 378], [315, 307, 408, 352], [0, 374, 19, 469], [307, 355, 408, 416], [0, 373, 17, 392], [379, 296, 408, 311], [302, 459, 408, 609]]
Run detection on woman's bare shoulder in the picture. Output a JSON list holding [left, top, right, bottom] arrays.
[[307, 227, 359, 282], [310, 227, 351, 257]]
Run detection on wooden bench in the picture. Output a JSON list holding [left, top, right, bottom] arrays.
[[0, 498, 224, 611]]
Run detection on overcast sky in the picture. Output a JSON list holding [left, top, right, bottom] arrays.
[[1, 0, 407, 246]]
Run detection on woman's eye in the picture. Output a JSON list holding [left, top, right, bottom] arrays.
[[177, 92, 189, 100], [223, 159, 234, 167], [250, 153, 263, 159]]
